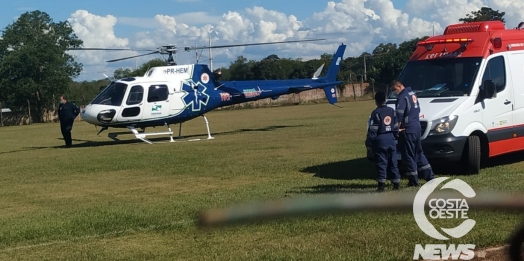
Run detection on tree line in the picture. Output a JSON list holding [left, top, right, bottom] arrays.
[[0, 7, 506, 122]]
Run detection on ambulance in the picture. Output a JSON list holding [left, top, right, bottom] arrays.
[[366, 20, 524, 174]]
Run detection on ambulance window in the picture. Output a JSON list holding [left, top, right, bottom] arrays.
[[148, 84, 169, 102], [481, 56, 506, 93], [126, 85, 144, 105]]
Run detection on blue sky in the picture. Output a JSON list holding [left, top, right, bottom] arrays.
[[0, 0, 517, 81], [0, 0, 407, 37]]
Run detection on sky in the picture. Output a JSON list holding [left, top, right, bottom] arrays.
[[0, 0, 523, 82]]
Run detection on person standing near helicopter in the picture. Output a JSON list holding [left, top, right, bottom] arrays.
[[58, 95, 80, 148]]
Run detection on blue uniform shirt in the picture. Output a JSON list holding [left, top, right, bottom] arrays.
[[395, 86, 421, 134], [58, 101, 80, 122], [366, 104, 398, 147]]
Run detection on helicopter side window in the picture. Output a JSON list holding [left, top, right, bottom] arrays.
[[147, 85, 169, 103], [127, 85, 144, 105]]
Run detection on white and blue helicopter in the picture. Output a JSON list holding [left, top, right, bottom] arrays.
[[73, 40, 347, 144]]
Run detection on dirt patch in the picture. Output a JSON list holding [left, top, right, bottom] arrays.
[[470, 245, 509, 261], [422, 245, 515, 261]]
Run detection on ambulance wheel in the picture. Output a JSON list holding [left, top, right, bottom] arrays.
[[465, 135, 481, 175]]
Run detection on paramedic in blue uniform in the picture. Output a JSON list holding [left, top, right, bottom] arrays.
[[365, 91, 401, 192], [389, 80, 434, 186], [58, 95, 79, 148]]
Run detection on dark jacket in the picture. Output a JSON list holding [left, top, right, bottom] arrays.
[[58, 101, 80, 122], [366, 104, 398, 148], [395, 87, 421, 134]]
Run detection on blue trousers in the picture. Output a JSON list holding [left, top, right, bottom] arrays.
[[60, 118, 74, 147], [372, 136, 401, 184], [398, 132, 434, 185]]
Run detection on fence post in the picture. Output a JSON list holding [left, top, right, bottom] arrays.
[[371, 79, 375, 98], [0, 101, 3, 127], [361, 78, 364, 99], [352, 82, 356, 101], [27, 99, 32, 125]]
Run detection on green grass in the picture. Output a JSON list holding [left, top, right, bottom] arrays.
[[0, 100, 523, 260]]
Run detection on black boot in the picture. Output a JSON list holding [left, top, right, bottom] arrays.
[[393, 182, 400, 190], [408, 177, 419, 187], [376, 182, 385, 192]]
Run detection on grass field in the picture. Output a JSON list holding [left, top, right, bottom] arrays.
[[0, 100, 523, 261]]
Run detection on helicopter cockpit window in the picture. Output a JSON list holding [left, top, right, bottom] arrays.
[[91, 82, 128, 106], [127, 85, 144, 105], [147, 85, 169, 103]]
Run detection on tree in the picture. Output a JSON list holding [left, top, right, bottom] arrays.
[[0, 10, 83, 122], [228, 56, 256, 80], [113, 68, 134, 79], [459, 7, 506, 23]]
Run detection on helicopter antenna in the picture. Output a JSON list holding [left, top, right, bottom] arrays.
[[209, 32, 213, 71], [195, 42, 198, 63]]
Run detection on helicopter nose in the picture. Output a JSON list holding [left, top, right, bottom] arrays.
[[81, 105, 116, 125]]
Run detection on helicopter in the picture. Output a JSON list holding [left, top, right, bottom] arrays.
[[72, 39, 347, 144]]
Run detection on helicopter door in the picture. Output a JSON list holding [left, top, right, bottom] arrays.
[[143, 84, 170, 119], [115, 85, 144, 123]]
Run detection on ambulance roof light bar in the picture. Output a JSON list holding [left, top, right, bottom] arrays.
[[418, 38, 474, 51]]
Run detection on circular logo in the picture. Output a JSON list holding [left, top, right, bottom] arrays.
[[412, 94, 418, 104], [331, 88, 335, 93], [383, 116, 391, 125], [413, 177, 476, 240], [201, 73, 209, 84]]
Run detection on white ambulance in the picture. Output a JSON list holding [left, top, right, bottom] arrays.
[[366, 20, 524, 174]]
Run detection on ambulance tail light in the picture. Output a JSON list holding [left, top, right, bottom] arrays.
[[492, 37, 502, 48], [429, 115, 459, 136]]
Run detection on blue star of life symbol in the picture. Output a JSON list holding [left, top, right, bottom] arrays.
[[181, 79, 210, 111]]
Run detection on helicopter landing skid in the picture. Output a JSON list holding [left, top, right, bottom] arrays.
[[176, 115, 215, 142], [125, 115, 215, 144], [128, 125, 175, 144]]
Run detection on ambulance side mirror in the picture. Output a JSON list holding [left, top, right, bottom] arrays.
[[483, 80, 496, 99]]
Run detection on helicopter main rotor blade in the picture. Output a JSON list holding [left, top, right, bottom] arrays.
[[183, 38, 325, 51], [106, 51, 160, 62], [67, 47, 133, 51]]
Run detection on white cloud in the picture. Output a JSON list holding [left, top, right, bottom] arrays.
[[66, 1, 524, 81]]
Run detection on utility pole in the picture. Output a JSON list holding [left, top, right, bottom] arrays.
[[363, 56, 367, 82], [363, 52, 389, 82]]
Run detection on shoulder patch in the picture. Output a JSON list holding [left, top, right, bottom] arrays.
[[383, 116, 392, 125], [412, 94, 417, 104]]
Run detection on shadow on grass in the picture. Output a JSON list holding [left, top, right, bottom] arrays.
[[0, 125, 303, 153], [293, 153, 524, 195], [292, 158, 385, 194], [299, 151, 524, 181], [300, 157, 377, 180]]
